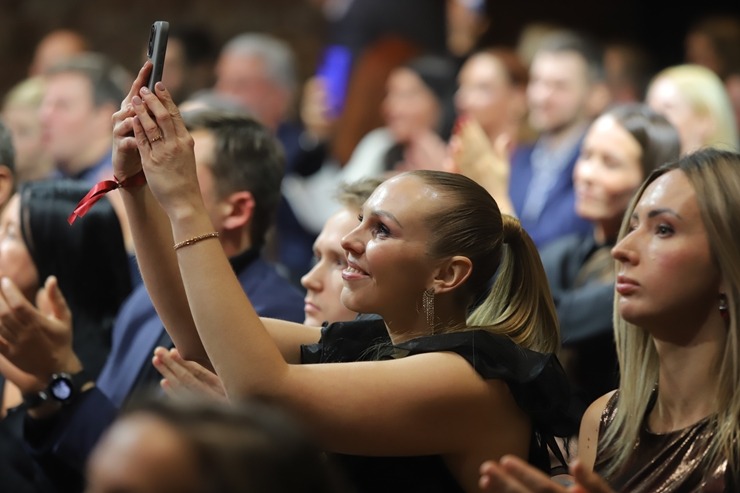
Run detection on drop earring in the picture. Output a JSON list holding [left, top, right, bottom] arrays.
[[719, 293, 729, 321], [423, 288, 435, 333]]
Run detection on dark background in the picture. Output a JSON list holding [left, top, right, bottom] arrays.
[[1, 0, 739, 99]]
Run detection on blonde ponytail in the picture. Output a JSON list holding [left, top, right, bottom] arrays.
[[468, 215, 560, 353]]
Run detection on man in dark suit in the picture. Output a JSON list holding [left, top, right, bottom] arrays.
[[0, 110, 304, 490], [509, 31, 609, 249]]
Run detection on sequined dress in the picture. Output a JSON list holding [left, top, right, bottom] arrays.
[[594, 391, 736, 492]]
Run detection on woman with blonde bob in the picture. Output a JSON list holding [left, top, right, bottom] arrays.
[[106, 63, 578, 493], [479, 147, 740, 492], [647, 64, 739, 154]]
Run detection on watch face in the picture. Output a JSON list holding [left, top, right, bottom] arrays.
[[49, 376, 73, 401]]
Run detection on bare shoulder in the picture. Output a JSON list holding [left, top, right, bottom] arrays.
[[578, 390, 616, 470]]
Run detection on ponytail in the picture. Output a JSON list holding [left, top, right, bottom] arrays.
[[467, 215, 560, 353]]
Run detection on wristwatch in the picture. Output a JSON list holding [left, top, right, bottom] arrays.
[[23, 370, 91, 409]]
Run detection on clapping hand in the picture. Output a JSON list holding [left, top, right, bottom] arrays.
[[153, 347, 227, 402], [479, 456, 615, 493], [0, 276, 81, 394]]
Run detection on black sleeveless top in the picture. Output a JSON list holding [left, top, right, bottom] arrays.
[[301, 319, 577, 493]]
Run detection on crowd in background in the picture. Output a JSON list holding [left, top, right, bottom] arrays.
[[0, 0, 738, 491]]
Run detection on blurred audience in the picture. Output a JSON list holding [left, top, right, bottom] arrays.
[[1, 77, 55, 183], [40, 53, 129, 183], [29, 29, 90, 77], [282, 54, 457, 236], [0, 122, 16, 214], [603, 41, 653, 105], [541, 104, 680, 408], [646, 64, 739, 154], [86, 397, 348, 493], [213, 32, 323, 285], [161, 25, 218, 105], [509, 30, 607, 248], [686, 15, 740, 137], [454, 48, 528, 147]]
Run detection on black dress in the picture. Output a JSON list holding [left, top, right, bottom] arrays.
[[301, 319, 577, 493]]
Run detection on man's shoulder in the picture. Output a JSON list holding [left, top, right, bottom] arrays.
[[237, 256, 305, 322]]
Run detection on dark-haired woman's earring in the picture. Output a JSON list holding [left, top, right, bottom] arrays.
[[423, 288, 435, 334], [719, 293, 729, 322]]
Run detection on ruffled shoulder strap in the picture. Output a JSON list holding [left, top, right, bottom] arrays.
[[395, 330, 580, 472], [300, 318, 390, 364]]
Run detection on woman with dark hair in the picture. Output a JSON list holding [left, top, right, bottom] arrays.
[[17, 180, 131, 377], [540, 104, 681, 407], [0, 179, 131, 492], [0, 180, 131, 395]]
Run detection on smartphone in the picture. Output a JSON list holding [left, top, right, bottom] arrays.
[[146, 21, 169, 91], [316, 45, 352, 118]]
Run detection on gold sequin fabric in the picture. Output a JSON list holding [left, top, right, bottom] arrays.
[[593, 391, 732, 492]]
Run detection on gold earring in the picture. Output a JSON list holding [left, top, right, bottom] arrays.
[[423, 288, 435, 333]]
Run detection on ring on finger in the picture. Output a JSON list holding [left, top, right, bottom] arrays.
[[150, 133, 163, 143]]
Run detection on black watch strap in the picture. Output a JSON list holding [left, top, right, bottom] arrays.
[[23, 369, 92, 409]]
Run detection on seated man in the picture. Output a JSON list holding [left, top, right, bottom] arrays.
[[0, 110, 304, 490]]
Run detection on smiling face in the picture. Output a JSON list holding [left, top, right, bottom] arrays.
[[612, 169, 721, 332], [339, 174, 441, 324], [0, 194, 39, 301], [301, 208, 359, 326], [574, 114, 644, 231]]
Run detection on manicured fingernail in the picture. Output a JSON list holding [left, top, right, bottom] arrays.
[[155, 81, 165, 91], [140, 86, 150, 95], [132, 96, 142, 106]]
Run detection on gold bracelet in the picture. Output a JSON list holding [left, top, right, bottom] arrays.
[[173, 232, 220, 251]]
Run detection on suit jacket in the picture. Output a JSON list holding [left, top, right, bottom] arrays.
[[24, 253, 304, 488], [509, 142, 592, 249]]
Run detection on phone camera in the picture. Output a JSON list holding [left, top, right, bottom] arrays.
[[148, 26, 155, 56]]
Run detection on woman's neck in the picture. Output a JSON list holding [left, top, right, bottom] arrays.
[[649, 326, 725, 432], [384, 303, 468, 345]]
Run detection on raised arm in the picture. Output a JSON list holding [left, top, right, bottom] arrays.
[[128, 84, 529, 476], [112, 62, 210, 367], [116, 66, 320, 367]]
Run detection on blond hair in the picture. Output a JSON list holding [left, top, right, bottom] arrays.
[[411, 170, 559, 354], [602, 148, 740, 477], [652, 65, 739, 151]]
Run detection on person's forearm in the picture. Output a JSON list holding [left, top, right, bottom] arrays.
[[120, 185, 210, 367], [169, 210, 288, 398]]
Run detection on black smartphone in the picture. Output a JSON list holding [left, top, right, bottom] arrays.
[[146, 21, 169, 91]]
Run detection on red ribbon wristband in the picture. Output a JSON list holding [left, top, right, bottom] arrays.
[[67, 170, 147, 225]]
